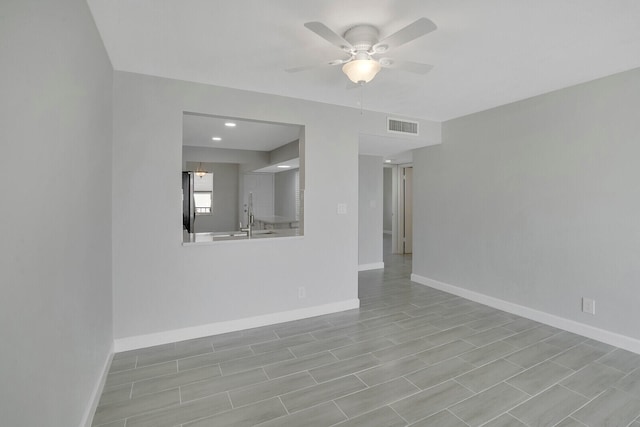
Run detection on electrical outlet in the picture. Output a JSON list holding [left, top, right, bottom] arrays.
[[298, 287, 306, 299], [337, 203, 347, 215], [582, 297, 596, 315]]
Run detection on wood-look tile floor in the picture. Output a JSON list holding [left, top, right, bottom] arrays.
[[93, 248, 640, 426]]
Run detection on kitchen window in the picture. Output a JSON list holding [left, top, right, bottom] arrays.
[[194, 172, 213, 215]]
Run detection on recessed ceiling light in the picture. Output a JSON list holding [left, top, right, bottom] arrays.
[[212, 137, 222, 141], [385, 160, 391, 163], [277, 165, 291, 169], [224, 122, 236, 127]]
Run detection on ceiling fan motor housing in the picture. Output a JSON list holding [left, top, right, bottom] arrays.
[[343, 24, 379, 53]]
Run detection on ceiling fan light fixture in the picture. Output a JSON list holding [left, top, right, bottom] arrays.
[[342, 59, 381, 84]]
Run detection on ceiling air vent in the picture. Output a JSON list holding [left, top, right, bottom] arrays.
[[387, 117, 419, 135]]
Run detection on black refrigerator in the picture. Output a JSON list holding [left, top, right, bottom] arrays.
[[182, 171, 195, 233]]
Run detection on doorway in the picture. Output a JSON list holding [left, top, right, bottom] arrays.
[[398, 165, 413, 254], [402, 166, 413, 254], [388, 164, 413, 254]]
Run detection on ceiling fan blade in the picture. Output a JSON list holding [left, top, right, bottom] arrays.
[[373, 18, 437, 52], [285, 65, 322, 73], [379, 59, 434, 74], [285, 58, 350, 73], [304, 22, 353, 52]]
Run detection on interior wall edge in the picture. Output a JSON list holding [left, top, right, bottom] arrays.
[[113, 298, 360, 353], [358, 262, 385, 271], [80, 343, 114, 427], [411, 274, 640, 355]]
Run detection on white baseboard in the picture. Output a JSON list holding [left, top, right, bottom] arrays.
[[114, 299, 360, 352], [411, 274, 640, 355], [81, 342, 114, 427], [358, 262, 385, 271]]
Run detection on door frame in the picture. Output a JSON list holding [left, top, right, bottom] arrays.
[[396, 163, 413, 254]]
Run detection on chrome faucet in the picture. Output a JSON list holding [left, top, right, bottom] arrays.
[[240, 192, 255, 238], [239, 215, 254, 238]]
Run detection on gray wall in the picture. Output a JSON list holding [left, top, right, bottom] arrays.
[[358, 155, 384, 266], [383, 167, 393, 233], [413, 67, 640, 340], [0, 0, 113, 426], [186, 162, 239, 232], [112, 71, 364, 340], [270, 140, 299, 164], [274, 169, 298, 219]]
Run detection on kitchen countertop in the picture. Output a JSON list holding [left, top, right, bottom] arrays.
[[182, 228, 302, 245]]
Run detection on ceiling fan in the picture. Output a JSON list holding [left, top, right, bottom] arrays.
[[286, 18, 437, 84]]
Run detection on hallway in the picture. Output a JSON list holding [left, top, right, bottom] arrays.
[[93, 243, 640, 426]]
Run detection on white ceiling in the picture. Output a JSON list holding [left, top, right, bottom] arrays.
[[89, 0, 640, 158], [183, 113, 301, 151]]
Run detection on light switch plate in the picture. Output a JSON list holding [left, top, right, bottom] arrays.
[[337, 203, 347, 214]]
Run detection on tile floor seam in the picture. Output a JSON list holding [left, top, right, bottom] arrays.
[[506, 382, 593, 425], [505, 410, 530, 427], [341, 404, 404, 424], [596, 360, 635, 376], [95, 383, 179, 410], [551, 356, 582, 371], [106, 366, 178, 385], [259, 366, 270, 382], [572, 380, 613, 401], [510, 359, 571, 385], [500, 380, 532, 398], [402, 373, 423, 392], [93, 394, 183, 427], [388, 404, 410, 425], [556, 383, 598, 422], [447, 409, 471, 427], [446, 361, 522, 394], [277, 395, 289, 415], [569, 417, 589, 426], [456, 347, 521, 369], [332, 399, 351, 422], [234, 381, 344, 414], [586, 342, 616, 355], [568, 386, 611, 415], [384, 381, 424, 406], [136, 351, 217, 369], [620, 366, 640, 380], [502, 356, 560, 383], [443, 381, 523, 426], [317, 376, 372, 409], [220, 390, 231, 410], [451, 377, 482, 395]]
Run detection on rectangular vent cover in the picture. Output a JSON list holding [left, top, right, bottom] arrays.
[[387, 117, 419, 135]]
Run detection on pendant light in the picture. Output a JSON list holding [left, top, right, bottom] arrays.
[[195, 162, 207, 178]]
